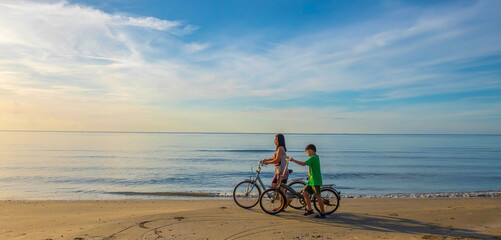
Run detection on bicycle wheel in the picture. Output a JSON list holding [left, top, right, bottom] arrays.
[[259, 188, 286, 215], [286, 181, 306, 209], [233, 180, 261, 209], [313, 188, 340, 215]]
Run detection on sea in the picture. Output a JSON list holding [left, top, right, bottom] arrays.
[[0, 131, 500, 200]]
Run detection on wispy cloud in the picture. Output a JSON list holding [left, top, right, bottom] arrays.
[[0, 0, 200, 100]]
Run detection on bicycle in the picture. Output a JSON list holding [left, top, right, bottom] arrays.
[[259, 157, 341, 215], [233, 161, 307, 209]]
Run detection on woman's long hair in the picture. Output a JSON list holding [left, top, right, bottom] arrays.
[[275, 134, 287, 152]]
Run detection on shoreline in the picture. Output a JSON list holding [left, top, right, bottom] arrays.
[[2, 190, 500, 201], [1, 198, 500, 239], [34, 190, 501, 200]]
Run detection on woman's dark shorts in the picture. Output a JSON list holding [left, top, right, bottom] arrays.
[[303, 185, 321, 196], [271, 173, 288, 184]]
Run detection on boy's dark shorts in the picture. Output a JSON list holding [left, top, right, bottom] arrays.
[[303, 185, 321, 196]]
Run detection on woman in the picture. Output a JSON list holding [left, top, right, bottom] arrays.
[[262, 134, 291, 208]]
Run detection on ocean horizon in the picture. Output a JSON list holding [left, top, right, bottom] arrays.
[[3, 130, 501, 135]]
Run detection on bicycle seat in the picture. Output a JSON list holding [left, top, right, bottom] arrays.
[[288, 169, 293, 174]]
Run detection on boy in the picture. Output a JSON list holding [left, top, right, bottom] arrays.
[[290, 144, 326, 218]]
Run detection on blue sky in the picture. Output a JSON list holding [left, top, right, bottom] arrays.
[[0, 0, 500, 133]]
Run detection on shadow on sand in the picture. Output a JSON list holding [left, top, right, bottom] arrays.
[[258, 210, 501, 239]]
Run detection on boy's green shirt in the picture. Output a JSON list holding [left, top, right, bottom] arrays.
[[305, 155, 322, 186]]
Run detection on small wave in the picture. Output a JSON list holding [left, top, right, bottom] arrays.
[[322, 172, 430, 180], [61, 155, 117, 159], [177, 157, 233, 163], [343, 191, 501, 199], [197, 149, 304, 153], [333, 150, 422, 154], [108, 191, 221, 197]]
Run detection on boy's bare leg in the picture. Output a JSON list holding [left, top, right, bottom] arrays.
[[315, 195, 325, 215], [303, 191, 312, 211]]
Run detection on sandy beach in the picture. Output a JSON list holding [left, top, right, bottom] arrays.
[[0, 198, 500, 240]]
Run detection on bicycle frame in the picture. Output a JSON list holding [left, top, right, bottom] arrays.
[[245, 163, 267, 193], [280, 182, 299, 195]]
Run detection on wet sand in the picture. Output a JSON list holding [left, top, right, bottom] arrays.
[[0, 198, 500, 239]]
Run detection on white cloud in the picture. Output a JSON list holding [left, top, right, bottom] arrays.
[[118, 16, 180, 31], [184, 42, 209, 53], [0, 0, 203, 101]]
